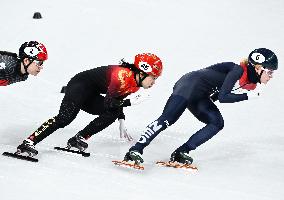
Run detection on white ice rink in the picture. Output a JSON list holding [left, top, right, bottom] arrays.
[[1, 0, 284, 199]]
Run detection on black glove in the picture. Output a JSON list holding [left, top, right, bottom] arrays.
[[104, 98, 131, 111]]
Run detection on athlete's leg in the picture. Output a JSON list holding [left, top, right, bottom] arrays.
[[129, 94, 188, 154], [175, 98, 224, 153], [27, 97, 80, 145], [24, 77, 90, 145], [81, 93, 105, 115], [77, 109, 121, 140]]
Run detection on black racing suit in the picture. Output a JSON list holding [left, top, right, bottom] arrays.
[[28, 65, 139, 144], [0, 51, 28, 86]]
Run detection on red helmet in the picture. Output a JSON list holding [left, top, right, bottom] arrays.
[[19, 41, 48, 61], [134, 53, 163, 77]]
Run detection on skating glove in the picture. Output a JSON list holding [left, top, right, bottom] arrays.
[[105, 97, 130, 110], [246, 90, 261, 100], [119, 119, 133, 141], [105, 92, 150, 110], [128, 93, 150, 106]]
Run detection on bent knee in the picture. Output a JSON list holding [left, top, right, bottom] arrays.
[[54, 115, 73, 128], [214, 119, 224, 131]]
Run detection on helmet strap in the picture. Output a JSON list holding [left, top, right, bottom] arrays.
[[22, 58, 34, 74], [119, 61, 148, 87], [137, 72, 148, 87], [258, 70, 264, 84]]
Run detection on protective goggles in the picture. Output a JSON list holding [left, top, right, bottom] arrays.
[[262, 68, 274, 76], [33, 60, 44, 66]]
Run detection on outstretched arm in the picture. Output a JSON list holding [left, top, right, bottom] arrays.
[[218, 65, 248, 103]]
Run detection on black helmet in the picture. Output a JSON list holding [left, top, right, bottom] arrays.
[[248, 48, 278, 70], [19, 41, 48, 61]]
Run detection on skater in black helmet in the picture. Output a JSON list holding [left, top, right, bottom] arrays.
[[0, 41, 48, 86], [16, 53, 163, 157], [124, 48, 278, 165]]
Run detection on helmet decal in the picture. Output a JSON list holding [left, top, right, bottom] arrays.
[[24, 47, 39, 57], [138, 62, 152, 72], [250, 53, 265, 64]]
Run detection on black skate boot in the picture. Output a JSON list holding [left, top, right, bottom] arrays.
[[170, 150, 193, 164], [123, 152, 132, 161], [17, 139, 38, 157], [67, 133, 88, 152], [124, 150, 144, 164]]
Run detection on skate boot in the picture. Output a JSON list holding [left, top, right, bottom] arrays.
[[124, 150, 144, 164], [67, 133, 88, 152], [17, 139, 38, 157], [170, 150, 193, 164]]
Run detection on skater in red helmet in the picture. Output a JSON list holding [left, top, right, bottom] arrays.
[[16, 53, 163, 157]]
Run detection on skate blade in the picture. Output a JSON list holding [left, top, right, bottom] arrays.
[[66, 144, 87, 152], [156, 161, 198, 171], [2, 152, 38, 162], [54, 147, 90, 157], [112, 160, 144, 170]]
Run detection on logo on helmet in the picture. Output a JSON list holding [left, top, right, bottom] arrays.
[[251, 53, 265, 64], [24, 47, 39, 57], [138, 62, 152, 73]]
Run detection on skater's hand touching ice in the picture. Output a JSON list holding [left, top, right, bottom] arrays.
[[119, 119, 133, 141]]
